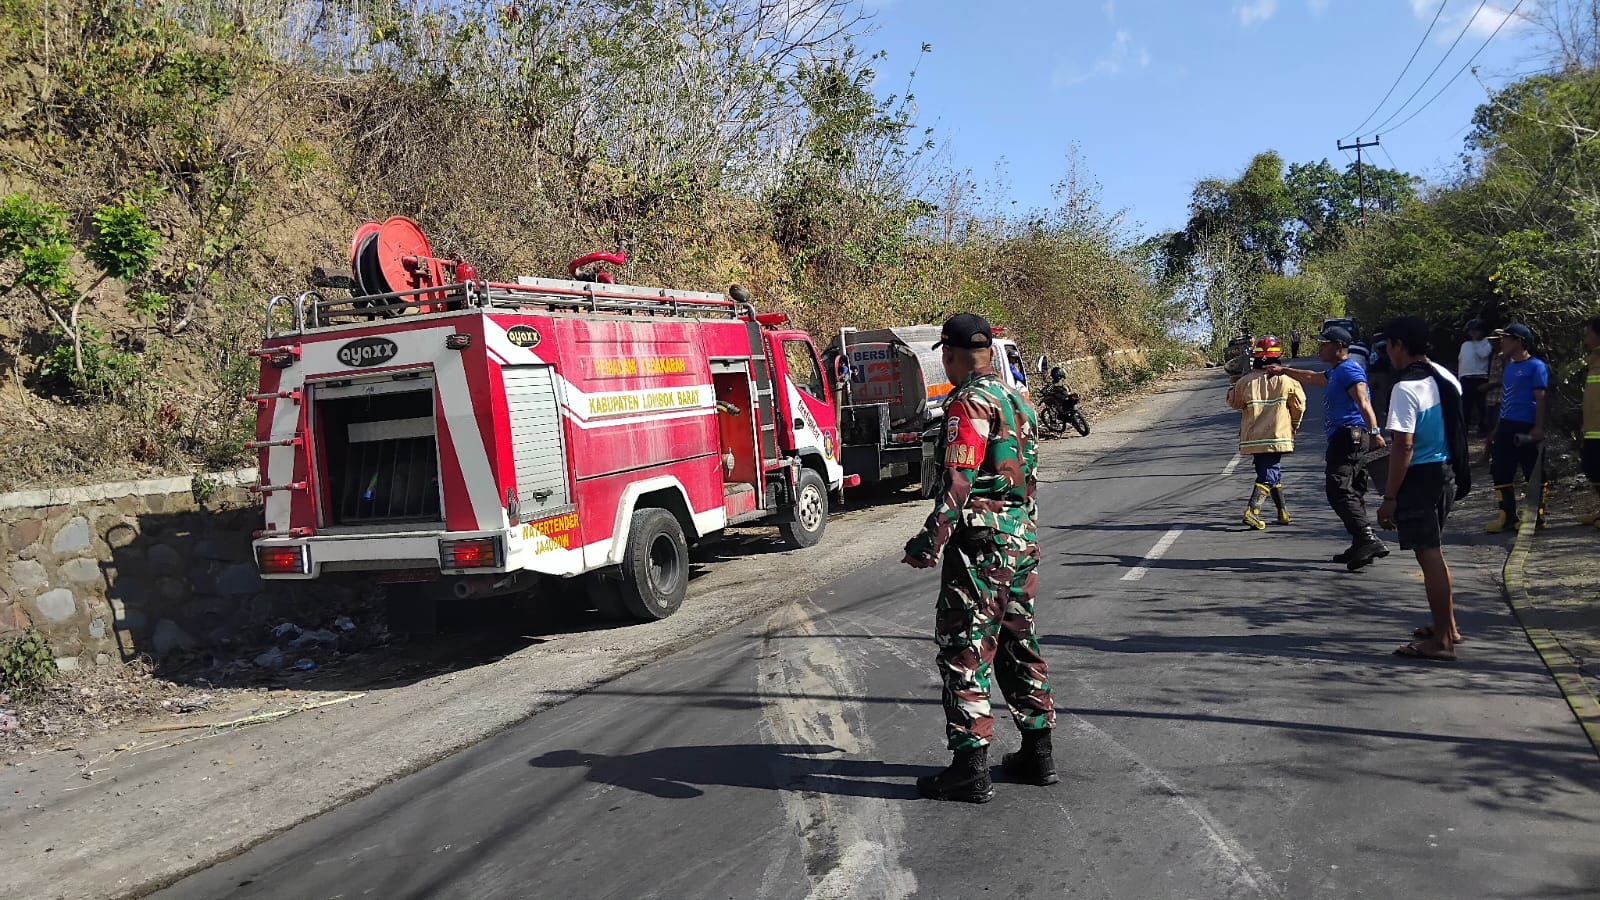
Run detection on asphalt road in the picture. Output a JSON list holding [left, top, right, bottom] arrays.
[[155, 370, 1600, 900]]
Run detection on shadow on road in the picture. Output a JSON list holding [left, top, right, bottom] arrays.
[[528, 743, 923, 800]]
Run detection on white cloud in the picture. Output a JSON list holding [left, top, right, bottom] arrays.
[[1052, 29, 1152, 89], [1102, 0, 1116, 18], [1409, 1, 1529, 39], [1308, 0, 1330, 14], [1234, 0, 1278, 27], [1463, 3, 1528, 37]]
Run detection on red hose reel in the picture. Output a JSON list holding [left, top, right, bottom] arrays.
[[348, 216, 477, 313], [346, 217, 626, 313]]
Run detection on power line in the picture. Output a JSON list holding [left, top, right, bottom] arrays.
[[1379, 143, 1401, 171], [1368, 0, 1492, 136], [1383, 0, 1528, 136], [1341, 0, 1450, 141]]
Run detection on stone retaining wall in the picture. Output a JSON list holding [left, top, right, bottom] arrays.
[[0, 470, 352, 669]]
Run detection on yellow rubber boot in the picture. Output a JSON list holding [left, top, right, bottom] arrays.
[[1242, 484, 1268, 531], [1270, 485, 1292, 525], [1486, 485, 1518, 534]]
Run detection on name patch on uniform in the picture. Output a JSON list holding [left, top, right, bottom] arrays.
[[944, 401, 987, 470]]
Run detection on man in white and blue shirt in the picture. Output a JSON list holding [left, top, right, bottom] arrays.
[[1379, 317, 1469, 662]]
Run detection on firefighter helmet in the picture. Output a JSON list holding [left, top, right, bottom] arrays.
[[1252, 335, 1284, 361]]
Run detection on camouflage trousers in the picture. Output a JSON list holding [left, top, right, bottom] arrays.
[[935, 531, 1055, 751]]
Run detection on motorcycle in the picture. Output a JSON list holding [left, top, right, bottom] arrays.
[[1036, 365, 1090, 437]]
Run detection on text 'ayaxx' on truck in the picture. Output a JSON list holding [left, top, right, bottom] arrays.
[[249, 217, 849, 625]]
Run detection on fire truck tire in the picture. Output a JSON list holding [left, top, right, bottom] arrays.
[[620, 508, 689, 620], [780, 468, 828, 549]]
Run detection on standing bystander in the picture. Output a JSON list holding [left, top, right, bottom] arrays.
[[1581, 317, 1600, 528], [1291, 328, 1303, 359], [1486, 324, 1550, 533], [1457, 320, 1493, 436], [1269, 325, 1390, 570], [1481, 333, 1505, 462], [1378, 317, 1471, 661]]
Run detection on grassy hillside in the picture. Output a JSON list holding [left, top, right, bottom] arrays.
[[0, 0, 1183, 490]]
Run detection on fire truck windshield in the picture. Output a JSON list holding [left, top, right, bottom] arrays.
[[784, 340, 826, 401]]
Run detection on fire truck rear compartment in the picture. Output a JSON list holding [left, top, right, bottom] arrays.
[[313, 384, 443, 526], [713, 365, 762, 521]]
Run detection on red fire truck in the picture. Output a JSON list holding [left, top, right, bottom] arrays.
[[249, 218, 847, 624]]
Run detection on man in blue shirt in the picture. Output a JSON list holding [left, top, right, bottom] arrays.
[[1487, 323, 1550, 533], [1378, 317, 1469, 662], [1269, 325, 1390, 570]]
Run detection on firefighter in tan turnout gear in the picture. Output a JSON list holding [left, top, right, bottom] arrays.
[[1227, 336, 1307, 530], [902, 313, 1056, 804]]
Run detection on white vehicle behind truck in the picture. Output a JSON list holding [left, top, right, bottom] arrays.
[[822, 325, 1030, 489]]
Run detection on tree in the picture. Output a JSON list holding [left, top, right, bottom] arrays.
[[1285, 159, 1416, 259], [1160, 152, 1297, 347], [0, 193, 159, 398]]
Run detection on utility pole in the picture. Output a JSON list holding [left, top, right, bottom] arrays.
[[1337, 135, 1381, 231]]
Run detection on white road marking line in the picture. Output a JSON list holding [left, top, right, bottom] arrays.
[[1221, 453, 1242, 476], [1121, 526, 1185, 581], [1068, 713, 1284, 898]]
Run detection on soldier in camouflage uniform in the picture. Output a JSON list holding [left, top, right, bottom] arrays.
[[903, 313, 1056, 803]]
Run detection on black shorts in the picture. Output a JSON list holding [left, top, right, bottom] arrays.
[[1394, 462, 1452, 551], [1584, 439, 1600, 482]]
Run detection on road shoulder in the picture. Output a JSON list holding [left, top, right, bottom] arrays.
[[1505, 481, 1600, 758]]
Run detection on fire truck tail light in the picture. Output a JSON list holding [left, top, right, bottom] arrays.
[[257, 545, 309, 575], [441, 537, 501, 569]]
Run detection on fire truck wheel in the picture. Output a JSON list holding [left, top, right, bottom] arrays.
[[620, 508, 689, 620], [780, 468, 828, 549]]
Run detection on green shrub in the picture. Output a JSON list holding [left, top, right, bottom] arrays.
[[1, 628, 58, 696]]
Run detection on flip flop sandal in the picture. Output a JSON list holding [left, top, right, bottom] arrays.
[[1395, 641, 1457, 662], [1412, 626, 1465, 642]]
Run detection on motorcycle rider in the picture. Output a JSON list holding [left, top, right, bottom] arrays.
[[1036, 366, 1090, 436], [1227, 336, 1307, 529]]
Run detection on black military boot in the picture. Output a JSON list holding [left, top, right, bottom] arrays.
[[1001, 729, 1058, 786], [916, 746, 994, 803], [1346, 528, 1390, 572]]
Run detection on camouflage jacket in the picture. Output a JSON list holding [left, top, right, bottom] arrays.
[[906, 370, 1038, 560]]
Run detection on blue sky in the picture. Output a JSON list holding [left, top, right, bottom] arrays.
[[860, 0, 1547, 239]]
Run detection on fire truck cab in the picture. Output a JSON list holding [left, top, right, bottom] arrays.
[[250, 220, 845, 623]]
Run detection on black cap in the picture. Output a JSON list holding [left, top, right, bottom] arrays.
[[1314, 325, 1353, 347], [1494, 323, 1534, 343], [933, 313, 994, 350]]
